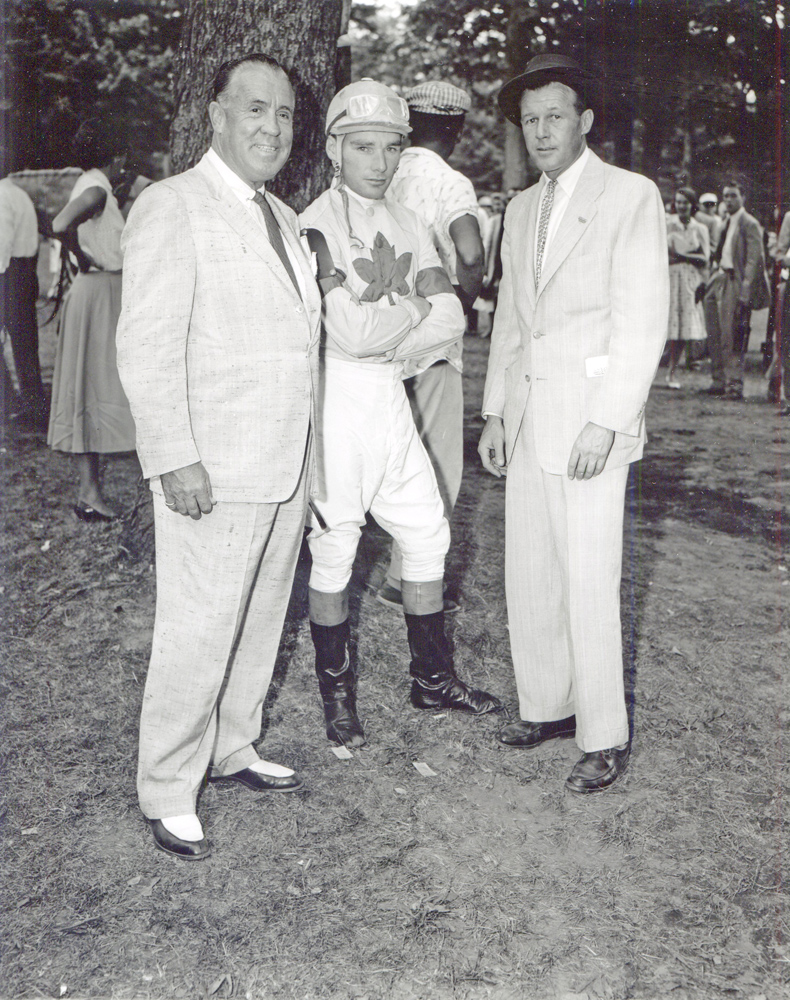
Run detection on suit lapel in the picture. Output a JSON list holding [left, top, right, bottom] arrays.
[[536, 151, 604, 298], [269, 194, 321, 321], [195, 156, 302, 302]]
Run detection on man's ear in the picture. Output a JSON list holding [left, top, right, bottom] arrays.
[[581, 109, 594, 136], [326, 134, 338, 163], [208, 101, 225, 135]]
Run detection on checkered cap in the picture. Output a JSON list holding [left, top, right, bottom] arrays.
[[405, 81, 471, 116]]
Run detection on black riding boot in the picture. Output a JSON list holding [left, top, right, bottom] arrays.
[[310, 619, 366, 748], [404, 611, 501, 715]]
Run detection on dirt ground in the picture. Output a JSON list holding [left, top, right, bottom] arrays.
[[0, 301, 787, 1000]]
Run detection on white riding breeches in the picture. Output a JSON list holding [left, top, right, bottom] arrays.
[[308, 357, 449, 593]]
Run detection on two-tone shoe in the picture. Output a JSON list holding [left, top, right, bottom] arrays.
[[150, 820, 210, 860], [210, 766, 303, 793]]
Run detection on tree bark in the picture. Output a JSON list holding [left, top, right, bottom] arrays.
[[170, 0, 348, 213]]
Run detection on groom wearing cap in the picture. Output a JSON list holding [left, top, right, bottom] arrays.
[[376, 80, 484, 613], [478, 54, 668, 792]]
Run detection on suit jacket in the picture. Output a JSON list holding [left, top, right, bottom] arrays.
[[483, 149, 669, 475], [116, 153, 322, 503], [723, 210, 771, 310]]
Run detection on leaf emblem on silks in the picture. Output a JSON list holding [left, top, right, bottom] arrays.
[[353, 232, 412, 305]]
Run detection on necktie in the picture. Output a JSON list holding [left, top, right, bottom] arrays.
[[712, 218, 729, 266], [253, 191, 301, 297], [535, 178, 557, 288]]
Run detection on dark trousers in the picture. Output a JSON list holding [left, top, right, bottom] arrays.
[[0, 256, 46, 421]]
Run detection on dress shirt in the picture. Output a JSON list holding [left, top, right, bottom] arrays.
[[533, 146, 590, 270], [720, 207, 744, 271], [0, 177, 39, 273], [205, 147, 305, 300]]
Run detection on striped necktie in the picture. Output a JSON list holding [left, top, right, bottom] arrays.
[[253, 191, 301, 297], [535, 178, 557, 288]]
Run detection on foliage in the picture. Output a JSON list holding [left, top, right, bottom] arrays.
[[351, 0, 788, 216], [3, 0, 183, 173]]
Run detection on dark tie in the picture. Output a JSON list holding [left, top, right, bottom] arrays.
[[712, 218, 729, 266], [253, 191, 301, 297]]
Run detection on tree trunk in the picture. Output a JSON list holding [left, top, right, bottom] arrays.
[[170, 0, 348, 213], [501, 0, 538, 192]]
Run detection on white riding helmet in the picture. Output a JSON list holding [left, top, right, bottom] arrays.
[[325, 79, 411, 137]]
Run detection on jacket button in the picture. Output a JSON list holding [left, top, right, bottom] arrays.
[[524, 374, 530, 382], [532, 330, 542, 339]]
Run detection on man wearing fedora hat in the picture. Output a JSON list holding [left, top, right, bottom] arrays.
[[478, 54, 669, 792]]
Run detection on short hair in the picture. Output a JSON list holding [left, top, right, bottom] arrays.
[[211, 53, 289, 103], [408, 110, 464, 146], [521, 76, 587, 116], [722, 180, 743, 195], [71, 118, 128, 170], [676, 186, 698, 213]]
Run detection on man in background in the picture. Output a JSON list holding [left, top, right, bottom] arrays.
[[378, 80, 484, 612], [0, 174, 46, 429], [704, 181, 770, 400], [696, 192, 723, 249]]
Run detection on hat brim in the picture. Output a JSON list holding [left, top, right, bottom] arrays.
[[498, 69, 593, 126]]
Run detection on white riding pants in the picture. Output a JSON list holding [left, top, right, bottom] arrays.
[[308, 357, 449, 593]]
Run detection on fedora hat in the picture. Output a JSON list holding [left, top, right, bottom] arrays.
[[498, 54, 591, 126]]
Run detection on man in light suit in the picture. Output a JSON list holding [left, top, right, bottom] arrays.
[[704, 181, 770, 400], [477, 54, 668, 793], [116, 53, 321, 858]]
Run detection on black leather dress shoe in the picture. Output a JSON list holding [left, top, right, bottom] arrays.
[[150, 820, 211, 860], [211, 767, 303, 792], [496, 716, 576, 748], [565, 744, 630, 794], [704, 385, 726, 396]]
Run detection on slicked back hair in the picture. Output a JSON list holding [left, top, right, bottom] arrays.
[[211, 53, 289, 103]]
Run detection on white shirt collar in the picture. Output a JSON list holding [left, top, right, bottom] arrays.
[[206, 146, 265, 202], [542, 145, 590, 199], [344, 186, 385, 210]]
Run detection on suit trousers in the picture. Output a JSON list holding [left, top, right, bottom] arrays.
[[385, 361, 463, 590], [0, 256, 46, 420], [704, 271, 749, 391], [138, 474, 307, 819], [505, 399, 630, 753]]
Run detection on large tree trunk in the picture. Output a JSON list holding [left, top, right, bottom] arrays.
[[170, 0, 348, 213]]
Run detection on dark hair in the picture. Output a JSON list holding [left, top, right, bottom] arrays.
[[71, 118, 128, 170], [722, 179, 743, 196], [211, 53, 289, 102], [408, 110, 465, 146], [675, 186, 698, 213], [521, 75, 588, 116]]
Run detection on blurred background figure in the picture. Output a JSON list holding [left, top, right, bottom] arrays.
[[475, 191, 505, 337], [665, 186, 709, 388], [696, 192, 723, 249], [473, 193, 500, 337], [0, 172, 47, 430], [768, 208, 790, 414], [47, 119, 136, 521]]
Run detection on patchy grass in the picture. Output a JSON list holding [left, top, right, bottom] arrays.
[[0, 336, 787, 1000]]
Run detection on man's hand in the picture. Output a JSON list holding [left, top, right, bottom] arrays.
[[478, 415, 507, 477], [161, 462, 215, 519], [567, 422, 615, 480], [406, 295, 432, 322]]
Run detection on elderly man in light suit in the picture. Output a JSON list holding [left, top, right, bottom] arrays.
[[478, 55, 668, 793], [117, 53, 321, 858]]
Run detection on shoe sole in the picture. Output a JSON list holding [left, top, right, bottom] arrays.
[[153, 839, 212, 860], [497, 729, 576, 749], [211, 775, 304, 793]]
